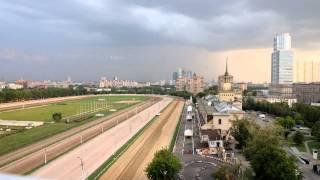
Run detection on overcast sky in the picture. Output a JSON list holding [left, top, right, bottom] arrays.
[[1, 0, 320, 82]]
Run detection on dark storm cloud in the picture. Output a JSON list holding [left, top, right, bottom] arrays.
[[0, 0, 320, 81]]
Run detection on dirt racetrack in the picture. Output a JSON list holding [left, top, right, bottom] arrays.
[[31, 96, 172, 180], [100, 99, 184, 180]]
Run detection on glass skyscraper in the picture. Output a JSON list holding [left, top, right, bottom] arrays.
[[271, 33, 293, 84]]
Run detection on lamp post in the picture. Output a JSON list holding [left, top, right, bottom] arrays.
[[77, 156, 85, 180]]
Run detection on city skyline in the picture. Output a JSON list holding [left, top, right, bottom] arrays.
[[1, 1, 320, 82]]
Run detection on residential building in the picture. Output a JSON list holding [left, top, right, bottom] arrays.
[[176, 73, 204, 94], [293, 83, 320, 104], [0, 81, 6, 90], [99, 77, 149, 88], [269, 84, 294, 97], [252, 95, 297, 107], [235, 82, 248, 92], [198, 97, 245, 155], [7, 83, 23, 90], [271, 33, 294, 84], [187, 73, 204, 94]]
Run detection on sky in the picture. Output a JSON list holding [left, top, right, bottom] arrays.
[[1, 0, 320, 83]]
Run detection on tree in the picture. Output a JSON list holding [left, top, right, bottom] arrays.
[[52, 112, 62, 122], [312, 121, 320, 142], [293, 131, 305, 145], [196, 92, 206, 98], [243, 127, 298, 180], [250, 144, 298, 180], [212, 164, 240, 180], [276, 116, 295, 129], [252, 91, 257, 96], [145, 149, 182, 180], [232, 119, 253, 149]]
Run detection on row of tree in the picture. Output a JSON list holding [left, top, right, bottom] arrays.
[[0, 86, 88, 103], [231, 119, 301, 180], [0, 85, 195, 104]]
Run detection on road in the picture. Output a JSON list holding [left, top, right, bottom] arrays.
[[245, 111, 275, 128], [173, 103, 223, 180], [100, 99, 184, 180], [31, 96, 172, 180], [0, 97, 159, 173]]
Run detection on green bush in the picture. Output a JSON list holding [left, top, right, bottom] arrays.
[[145, 148, 182, 180], [52, 112, 62, 122], [293, 131, 305, 145]]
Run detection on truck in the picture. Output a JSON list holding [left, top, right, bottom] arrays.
[[187, 105, 193, 113], [186, 114, 192, 121], [184, 129, 193, 137]]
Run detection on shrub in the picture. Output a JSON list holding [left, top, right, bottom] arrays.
[[52, 112, 62, 122]]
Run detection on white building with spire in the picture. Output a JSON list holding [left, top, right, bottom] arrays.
[[217, 59, 242, 102]]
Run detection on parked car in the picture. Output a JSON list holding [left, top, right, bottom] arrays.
[[313, 164, 320, 175]]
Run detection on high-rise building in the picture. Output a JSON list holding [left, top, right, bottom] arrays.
[[177, 67, 186, 78], [271, 33, 294, 84], [172, 72, 178, 81], [185, 71, 192, 79]]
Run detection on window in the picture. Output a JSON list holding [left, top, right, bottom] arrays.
[[218, 119, 222, 125], [217, 142, 220, 147]]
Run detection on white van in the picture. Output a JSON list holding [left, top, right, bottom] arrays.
[[258, 114, 266, 119]]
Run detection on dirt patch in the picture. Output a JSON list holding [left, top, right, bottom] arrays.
[[116, 100, 140, 104]]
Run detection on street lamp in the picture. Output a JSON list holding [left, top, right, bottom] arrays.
[[77, 156, 85, 180]]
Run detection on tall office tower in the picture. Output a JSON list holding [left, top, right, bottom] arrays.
[[186, 71, 193, 79], [172, 72, 178, 81], [178, 68, 183, 78], [178, 68, 186, 78], [271, 33, 294, 84]]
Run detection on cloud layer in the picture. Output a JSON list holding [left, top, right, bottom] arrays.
[[0, 0, 320, 82]]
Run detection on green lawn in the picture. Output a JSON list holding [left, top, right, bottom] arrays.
[[284, 133, 309, 152], [0, 96, 146, 121], [0, 95, 147, 155]]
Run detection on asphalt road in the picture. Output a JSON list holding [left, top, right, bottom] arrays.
[[31, 96, 172, 180], [173, 103, 223, 180]]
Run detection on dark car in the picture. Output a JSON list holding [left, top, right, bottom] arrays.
[[313, 164, 320, 175]]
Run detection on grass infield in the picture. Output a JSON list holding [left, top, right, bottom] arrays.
[[0, 96, 147, 156]]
